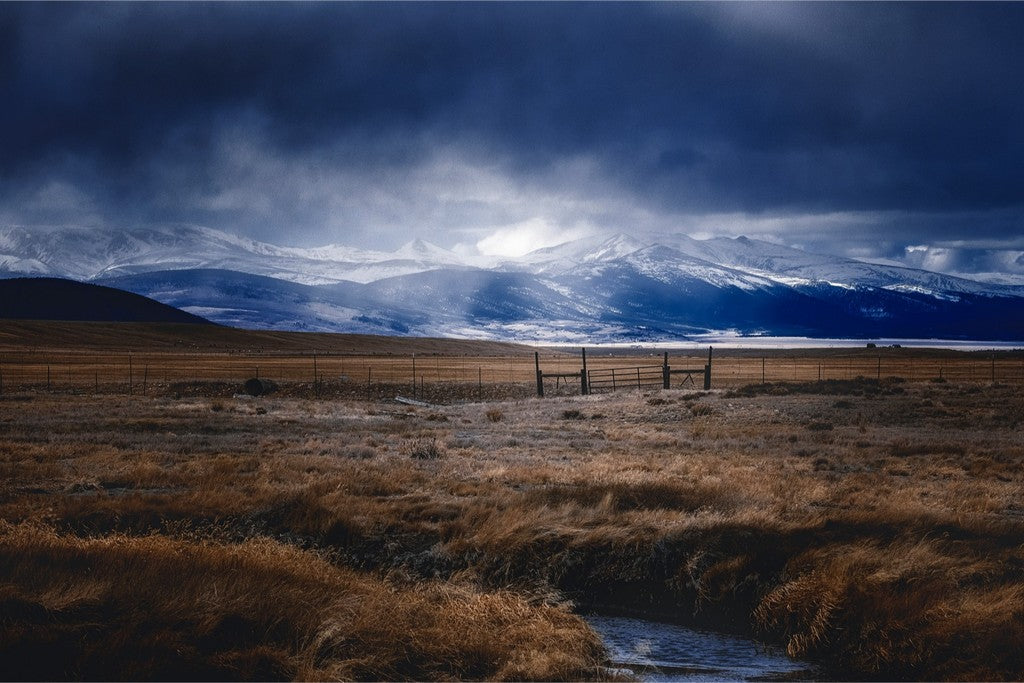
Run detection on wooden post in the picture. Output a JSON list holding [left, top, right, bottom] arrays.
[[703, 346, 712, 390], [95, 371, 99, 393], [143, 365, 148, 395], [992, 355, 996, 383], [582, 348, 590, 395], [636, 366, 642, 389], [761, 357, 765, 384], [412, 354, 416, 398], [877, 356, 881, 381], [47, 364, 51, 391], [611, 368, 617, 391], [0, 359, 4, 396], [478, 367, 482, 400], [366, 367, 371, 401], [128, 355, 132, 395], [663, 351, 670, 389], [535, 352, 543, 397]]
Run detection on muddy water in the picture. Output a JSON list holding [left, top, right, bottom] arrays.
[[586, 614, 820, 682]]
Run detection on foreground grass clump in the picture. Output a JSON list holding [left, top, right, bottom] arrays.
[[755, 537, 1024, 680], [0, 523, 605, 681], [4, 375, 1024, 680]]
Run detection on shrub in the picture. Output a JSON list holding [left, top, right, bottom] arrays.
[[342, 445, 376, 460], [485, 409, 503, 423], [690, 403, 714, 417], [406, 439, 444, 460]]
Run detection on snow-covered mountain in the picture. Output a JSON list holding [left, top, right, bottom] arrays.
[[0, 226, 473, 285], [5, 225, 1024, 341]]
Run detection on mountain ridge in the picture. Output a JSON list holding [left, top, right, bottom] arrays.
[[0, 277, 212, 325], [4, 226, 1024, 341]]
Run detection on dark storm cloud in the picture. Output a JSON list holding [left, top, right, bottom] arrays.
[[1, 2, 1022, 262]]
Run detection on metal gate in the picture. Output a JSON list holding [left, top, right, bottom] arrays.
[[587, 365, 665, 393]]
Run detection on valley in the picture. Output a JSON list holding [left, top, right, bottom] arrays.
[[1, 324, 1023, 680]]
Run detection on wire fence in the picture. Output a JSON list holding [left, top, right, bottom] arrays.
[[1, 350, 1023, 399]]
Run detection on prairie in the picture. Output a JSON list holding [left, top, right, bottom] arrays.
[[1, 323, 1024, 680]]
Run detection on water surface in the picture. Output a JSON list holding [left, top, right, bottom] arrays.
[[586, 614, 819, 682]]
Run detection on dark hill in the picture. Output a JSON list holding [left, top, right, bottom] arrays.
[[0, 278, 212, 325]]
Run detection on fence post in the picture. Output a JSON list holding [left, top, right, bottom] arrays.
[[581, 348, 590, 395], [535, 352, 544, 397], [412, 353, 416, 398], [313, 353, 319, 396], [663, 351, 670, 389], [47, 364, 51, 391], [0, 359, 3, 396], [703, 346, 712, 390], [637, 367, 642, 390], [128, 355, 132, 395], [143, 365, 148, 395], [478, 367, 482, 400], [877, 356, 881, 380], [992, 355, 996, 383], [761, 357, 765, 384], [366, 367, 371, 401]]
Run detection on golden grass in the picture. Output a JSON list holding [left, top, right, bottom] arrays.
[[2, 321, 1023, 396], [0, 522, 604, 681], [3, 368, 1024, 679]]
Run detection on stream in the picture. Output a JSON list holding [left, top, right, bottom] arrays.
[[585, 614, 821, 682]]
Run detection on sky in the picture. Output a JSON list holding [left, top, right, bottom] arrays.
[[1, 2, 1023, 279]]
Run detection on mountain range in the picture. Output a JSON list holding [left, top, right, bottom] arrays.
[[2, 225, 1023, 341]]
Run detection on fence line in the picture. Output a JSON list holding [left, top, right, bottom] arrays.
[[0, 349, 1022, 398]]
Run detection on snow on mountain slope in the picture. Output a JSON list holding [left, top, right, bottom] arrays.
[[504, 233, 650, 275], [3, 225, 1022, 298], [650, 233, 1024, 299], [95, 269, 415, 334], [618, 245, 775, 291], [0, 226, 474, 285], [6, 225, 1024, 340]]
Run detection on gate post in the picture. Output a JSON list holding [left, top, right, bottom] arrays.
[[535, 351, 544, 397], [663, 351, 670, 389], [581, 347, 589, 395], [703, 346, 713, 390]]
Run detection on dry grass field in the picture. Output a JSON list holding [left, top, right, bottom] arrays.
[[2, 321, 1023, 397], [2, 322, 1024, 680]]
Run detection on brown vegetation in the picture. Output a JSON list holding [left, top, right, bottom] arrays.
[[0, 523, 603, 681], [2, 330, 1024, 680]]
